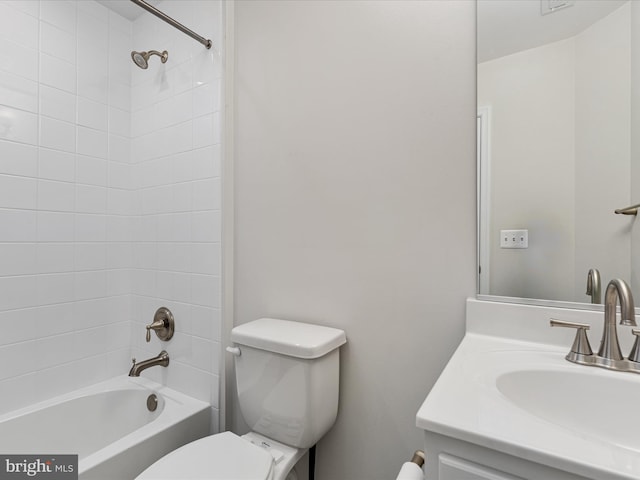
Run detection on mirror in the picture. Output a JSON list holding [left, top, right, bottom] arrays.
[[477, 0, 640, 306]]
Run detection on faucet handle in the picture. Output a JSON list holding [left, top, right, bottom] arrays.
[[550, 319, 593, 356], [629, 330, 640, 363], [144, 307, 175, 343]]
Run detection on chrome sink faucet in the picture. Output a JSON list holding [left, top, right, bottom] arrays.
[[129, 350, 170, 377], [552, 278, 640, 374], [586, 268, 601, 304], [598, 278, 636, 362]]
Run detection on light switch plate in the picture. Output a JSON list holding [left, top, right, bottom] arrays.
[[500, 229, 528, 249]]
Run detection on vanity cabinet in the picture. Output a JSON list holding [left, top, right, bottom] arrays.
[[438, 453, 523, 480], [417, 299, 640, 480], [424, 432, 592, 480]]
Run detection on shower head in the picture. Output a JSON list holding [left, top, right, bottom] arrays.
[[131, 50, 168, 69]]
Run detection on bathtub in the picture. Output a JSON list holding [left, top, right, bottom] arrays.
[[0, 376, 210, 480]]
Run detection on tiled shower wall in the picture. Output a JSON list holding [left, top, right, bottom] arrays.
[[129, 0, 222, 429], [0, 0, 222, 427]]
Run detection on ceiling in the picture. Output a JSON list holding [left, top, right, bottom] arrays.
[[96, 0, 162, 21], [478, 0, 628, 63]]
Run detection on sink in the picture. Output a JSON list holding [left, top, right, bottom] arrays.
[[497, 369, 640, 451]]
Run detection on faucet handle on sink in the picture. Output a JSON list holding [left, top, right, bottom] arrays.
[[628, 330, 640, 363], [550, 319, 593, 357]]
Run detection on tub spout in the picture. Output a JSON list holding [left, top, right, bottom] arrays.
[[129, 350, 170, 377]]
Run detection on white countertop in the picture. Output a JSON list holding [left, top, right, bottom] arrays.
[[416, 298, 640, 480]]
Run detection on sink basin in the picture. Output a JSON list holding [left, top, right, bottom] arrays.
[[497, 369, 640, 451]]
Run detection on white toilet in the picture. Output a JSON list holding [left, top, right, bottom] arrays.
[[136, 318, 347, 480]]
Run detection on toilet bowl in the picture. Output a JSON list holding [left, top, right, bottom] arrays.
[[135, 318, 347, 480]]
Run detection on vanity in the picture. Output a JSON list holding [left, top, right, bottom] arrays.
[[417, 298, 640, 480], [429, 1, 640, 477]]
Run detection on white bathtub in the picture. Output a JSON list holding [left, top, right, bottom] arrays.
[[0, 376, 210, 480]]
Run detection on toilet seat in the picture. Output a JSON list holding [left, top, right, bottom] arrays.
[[136, 431, 274, 480]]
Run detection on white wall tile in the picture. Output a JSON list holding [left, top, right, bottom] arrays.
[[106, 215, 130, 242], [37, 272, 75, 306], [0, 106, 38, 145], [74, 242, 106, 272], [108, 107, 130, 138], [0, 308, 38, 346], [39, 0, 77, 33], [38, 179, 75, 212], [0, 276, 38, 311], [107, 161, 131, 189], [0, 70, 38, 112], [75, 213, 107, 241], [191, 211, 221, 242], [37, 243, 74, 274], [77, 8, 108, 41], [40, 116, 75, 152], [77, 126, 108, 158], [78, 97, 108, 131], [40, 85, 76, 123], [78, 68, 108, 104], [76, 185, 107, 214], [38, 211, 75, 242], [108, 10, 131, 35], [191, 305, 219, 341], [108, 134, 130, 162], [0, 3, 39, 50], [193, 114, 214, 149], [77, 0, 108, 21], [108, 81, 130, 111], [194, 145, 221, 179], [191, 274, 220, 308], [76, 154, 107, 186], [106, 243, 132, 269], [74, 270, 107, 301], [193, 81, 220, 117], [0, 209, 37, 242], [107, 188, 130, 215], [107, 269, 131, 296], [40, 21, 76, 64], [193, 178, 220, 211], [189, 242, 220, 276], [0, 243, 38, 276], [0, 38, 38, 81], [40, 53, 76, 93], [39, 148, 75, 182], [0, 175, 37, 209], [3, 1, 39, 18], [0, 140, 38, 177]]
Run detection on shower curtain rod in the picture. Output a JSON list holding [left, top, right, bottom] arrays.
[[130, 0, 212, 49]]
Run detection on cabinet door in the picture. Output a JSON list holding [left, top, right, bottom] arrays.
[[439, 454, 525, 480]]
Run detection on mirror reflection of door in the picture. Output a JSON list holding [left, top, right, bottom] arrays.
[[477, 107, 490, 295]]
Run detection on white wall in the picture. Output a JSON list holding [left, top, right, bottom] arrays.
[[574, 2, 631, 299], [232, 1, 476, 479], [0, 0, 222, 427]]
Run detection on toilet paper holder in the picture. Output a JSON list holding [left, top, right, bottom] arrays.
[[395, 450, 425, 480], [410, 450, 425, 467]]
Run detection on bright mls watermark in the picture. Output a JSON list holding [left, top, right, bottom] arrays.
[[0, 455, 77, 480]]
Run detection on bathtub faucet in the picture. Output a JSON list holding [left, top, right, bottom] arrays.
[[129, 350, 170, 377]]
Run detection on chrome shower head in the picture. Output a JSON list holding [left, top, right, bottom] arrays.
[[131, 50, 168, 69]]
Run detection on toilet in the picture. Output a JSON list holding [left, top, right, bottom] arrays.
[[136, 318, 347, 480]]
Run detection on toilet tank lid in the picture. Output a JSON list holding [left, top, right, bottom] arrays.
[[231, 318, 346, 359]]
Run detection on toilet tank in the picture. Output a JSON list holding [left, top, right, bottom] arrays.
[[231, 318, 347, 449]]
